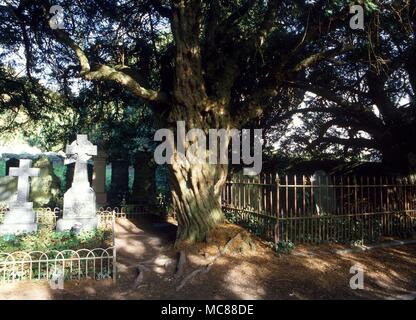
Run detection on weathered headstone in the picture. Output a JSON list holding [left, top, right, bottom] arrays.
[[0, 159, 40, 235], [65, 162, 93, 192], [0, 176, 17, 203], [92, 150, 108, 206], [30, 156, 62, 208], [131, 152, 156, 205], [108, 158, 129, 206], [56, 135, 98, 232], [312, 170, 335, 215]]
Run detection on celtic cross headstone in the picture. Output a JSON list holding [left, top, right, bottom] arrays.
[[56, 135, 99, 231]]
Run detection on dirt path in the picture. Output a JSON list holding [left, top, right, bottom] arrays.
[[0, 216, 415, 300]]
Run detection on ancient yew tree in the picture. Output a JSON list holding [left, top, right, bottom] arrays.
[[2, 0, 376, 244], [266, 1, 416, 174]]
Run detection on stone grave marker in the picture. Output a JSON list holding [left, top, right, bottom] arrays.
[[312, 170, 336, 215], [0, 159, 40, 234], [56, 135, 98, 232]]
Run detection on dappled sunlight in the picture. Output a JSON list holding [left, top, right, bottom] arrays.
[[223, 265, 266, 299], [302, 257, 333, 273], [1, 215, 415, 300], [0, 281, 53, 300]]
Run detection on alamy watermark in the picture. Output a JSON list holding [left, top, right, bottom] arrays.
[[49, 4, 365, 32], [154, 121, 263, 176], [49, 269, 64, 290], [350, 5, 365, 30], [349, 264, 364, 290], [49, 5, 65, 30]]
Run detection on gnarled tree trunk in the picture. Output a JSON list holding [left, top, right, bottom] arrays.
[[168, 2, 233, 245], [169, 153, 228, 244]]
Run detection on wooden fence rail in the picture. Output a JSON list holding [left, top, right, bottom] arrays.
[[221, 174, 416, 244]]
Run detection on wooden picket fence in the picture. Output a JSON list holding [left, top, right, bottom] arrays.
[[221, 174, 416, 244]]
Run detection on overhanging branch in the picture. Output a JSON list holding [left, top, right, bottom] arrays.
[[51, 29, 168, 104]]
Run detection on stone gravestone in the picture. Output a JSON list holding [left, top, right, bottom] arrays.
[[131, 152, 156, 206], [92, 150, 108, 207], [0, 159, 40, 235], [0, 176, 17, 204], [108, 158, 129, 206], [0, 158, 20, 204], [312, 170, 335, 215], [65, 162, 93, 192], [30, 156, 62, 208], [56, 135, 98, 232]]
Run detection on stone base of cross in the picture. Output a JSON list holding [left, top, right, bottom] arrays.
[[0, 202, 38, 235], [56, 186, 98, 232]]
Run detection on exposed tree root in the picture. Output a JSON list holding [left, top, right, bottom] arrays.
[[131, 224, 256, 291], [133, 254, 176, 289], [174, 250, 187, 279], [133, 264, 149, 289], [176, 232, 243, 291]]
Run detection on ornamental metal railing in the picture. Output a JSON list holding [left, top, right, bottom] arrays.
[[0, 209, 117, 285], [222, 174, 416, 244], [0, 247, 115, 284], [97, 204, 155, 219]]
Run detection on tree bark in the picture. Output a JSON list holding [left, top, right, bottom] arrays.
[[168, 1, 233, 245], [169, 152, 228, 245]]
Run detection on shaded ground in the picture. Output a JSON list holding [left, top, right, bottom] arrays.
[[0, 215, 415, 300]]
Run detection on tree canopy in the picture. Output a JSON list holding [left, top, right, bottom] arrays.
[[0, 0, 414, 244]]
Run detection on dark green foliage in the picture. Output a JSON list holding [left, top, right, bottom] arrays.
[[52, 162, 67, 193], [225, 209, 274, 239], [0, 228, 112, 253], [268, 241, 295, 255]]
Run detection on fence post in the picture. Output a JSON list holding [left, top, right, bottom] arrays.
[[274, 174, 280, 244], [112, 211, 117, 284]]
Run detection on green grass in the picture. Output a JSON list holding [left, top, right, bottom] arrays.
[[0, 228, 112, 253]]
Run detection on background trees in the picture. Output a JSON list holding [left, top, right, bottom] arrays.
[[0, 0, 413, 244], [266, 1, 416, 174]]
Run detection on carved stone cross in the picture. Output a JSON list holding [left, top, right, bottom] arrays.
[[9, 159, 39, 203], [66, 134, 97, 189], [66, 134, 97, 163]]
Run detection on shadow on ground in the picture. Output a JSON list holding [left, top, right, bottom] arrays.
[[0, 215, 415, 300]]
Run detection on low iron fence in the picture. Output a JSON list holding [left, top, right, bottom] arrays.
[[0, 203, 157, 224], [0, 202, 156, 285], [0, 247, 115, 284], [0, 208, 117, 285], [222, 174, 416, 244], [98, 204, 156, 219]]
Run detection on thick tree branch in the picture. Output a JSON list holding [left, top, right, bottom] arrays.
[[293, 44, 354, 72], [51, 29, 168, 104]]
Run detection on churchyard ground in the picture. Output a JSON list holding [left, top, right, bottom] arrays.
[[0, 215, 415, 300]]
